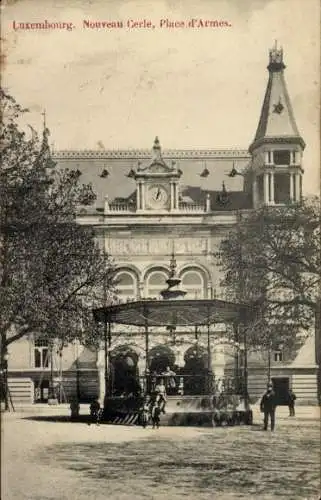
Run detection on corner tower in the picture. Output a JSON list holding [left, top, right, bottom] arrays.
[[249, 44, 305, 207]]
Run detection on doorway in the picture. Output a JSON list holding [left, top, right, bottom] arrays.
[[110, 347, 141, 396], [34, 380, 50, 403], [271, 377, 290, 405]]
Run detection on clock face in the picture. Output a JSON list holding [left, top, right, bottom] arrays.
[[147, 185, 169, 208]]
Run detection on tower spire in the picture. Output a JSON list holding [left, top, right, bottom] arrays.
[[249, 46, 304, 208], [249, 45, 305, 153], [38, 110, 56, 169]]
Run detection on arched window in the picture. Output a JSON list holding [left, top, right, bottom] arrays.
[[145, 270, 168, 299], [180, 269, 206, 299], [115, 270, 138, 301]]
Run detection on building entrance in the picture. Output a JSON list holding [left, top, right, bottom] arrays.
[[272, 377, 290, 405], [183, 345, 208, 395], [34, 380, 50, 403], [110, 348, 141, 396]]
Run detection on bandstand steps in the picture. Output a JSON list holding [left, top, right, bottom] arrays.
[[104, 413, 140, 425]]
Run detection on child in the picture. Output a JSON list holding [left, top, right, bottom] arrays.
[[141, 398, 150, 428], [154, 378, 167, 413], [151, 403, 161, 429]]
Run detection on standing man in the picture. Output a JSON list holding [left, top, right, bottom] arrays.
[[260, 383, 277, 431], [287, 388, 297, 417], [89, 398, 101, 425]]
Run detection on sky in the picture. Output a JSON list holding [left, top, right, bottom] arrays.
[[2, 0, 320, 195]]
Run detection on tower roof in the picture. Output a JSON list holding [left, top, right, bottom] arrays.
[[249, 44, 305, 153]]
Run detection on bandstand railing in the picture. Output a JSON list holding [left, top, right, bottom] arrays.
[[107, 373, 246, 398]]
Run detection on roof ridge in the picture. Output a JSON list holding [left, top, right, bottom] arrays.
[[53, 148, 251, 159]]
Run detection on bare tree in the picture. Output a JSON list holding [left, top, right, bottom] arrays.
[[218, 201, 320, 358], [0, 89, 115, 357]]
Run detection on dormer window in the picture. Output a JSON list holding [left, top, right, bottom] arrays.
[[274, 150, 290, 165]]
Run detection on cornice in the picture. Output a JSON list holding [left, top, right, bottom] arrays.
[[249, 136, 306, 153], [53, 148, 251, 160]]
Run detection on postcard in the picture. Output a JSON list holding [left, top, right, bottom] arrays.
[[1, 1, 320, 499]]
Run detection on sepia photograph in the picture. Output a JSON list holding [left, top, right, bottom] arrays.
[[1, 0, 320, 499]]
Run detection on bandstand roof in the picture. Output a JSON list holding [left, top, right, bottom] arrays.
[[93, 298, 253, 328]]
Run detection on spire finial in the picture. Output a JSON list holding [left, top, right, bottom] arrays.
[[153, 136, 161, 150], [268, 43, 285, 72], [152, 136, 162, 161], [41, 109, 47, 130]]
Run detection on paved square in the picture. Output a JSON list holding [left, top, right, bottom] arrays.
[[2, 408, 320, 500]]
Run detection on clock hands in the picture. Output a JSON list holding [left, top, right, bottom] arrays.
[[156, 188, 161, 200]]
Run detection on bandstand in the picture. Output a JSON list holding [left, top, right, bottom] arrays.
[[93, 256, 254, 426]]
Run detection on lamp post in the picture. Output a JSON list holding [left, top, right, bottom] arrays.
[[233, 324, 240, 393], [207, 322, 213, 394], [237, 210, 249, 408], [74, 339, 81, 402], [243, 327, 249, 409], [48, 340, 58, 404], [104, 317, 112, 402], [267, 341, 272, 383]]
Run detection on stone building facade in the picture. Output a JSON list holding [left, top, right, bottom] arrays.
[[6, 46, 318, 406]]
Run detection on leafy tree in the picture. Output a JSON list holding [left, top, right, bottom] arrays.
[[0, 89, 115, 358], [218, 200, 320, 357]]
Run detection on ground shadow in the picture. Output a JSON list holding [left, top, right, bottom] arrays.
[[22, 415, 91, 423], [22, 415, 263, 429], [35, 426, 320, 500]]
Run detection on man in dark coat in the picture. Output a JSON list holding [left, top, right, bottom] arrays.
[[287, 389, 297, 416], [89, 399, 101, 425], [260, 383, 277, 431]]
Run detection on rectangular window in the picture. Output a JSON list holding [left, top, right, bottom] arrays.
[[34, 337, 50, 368], [274, 173, 290, 204], [274, 351, 283, 362], [274, 150, 290, 165]]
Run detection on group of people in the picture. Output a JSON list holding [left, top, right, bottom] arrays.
[[260, 383, 296, 431], [140, 377, 168, 429], [73, 376, 298, 432], [82, 377, 168, 428]]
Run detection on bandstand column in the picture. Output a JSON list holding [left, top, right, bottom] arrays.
[[103, 318, 112, 402], [144, 320, 149, 393], [207, 323, 213, 393], [96, 345, 105, 403]]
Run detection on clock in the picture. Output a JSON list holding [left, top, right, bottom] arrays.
[[147, 185, 169, 208]]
